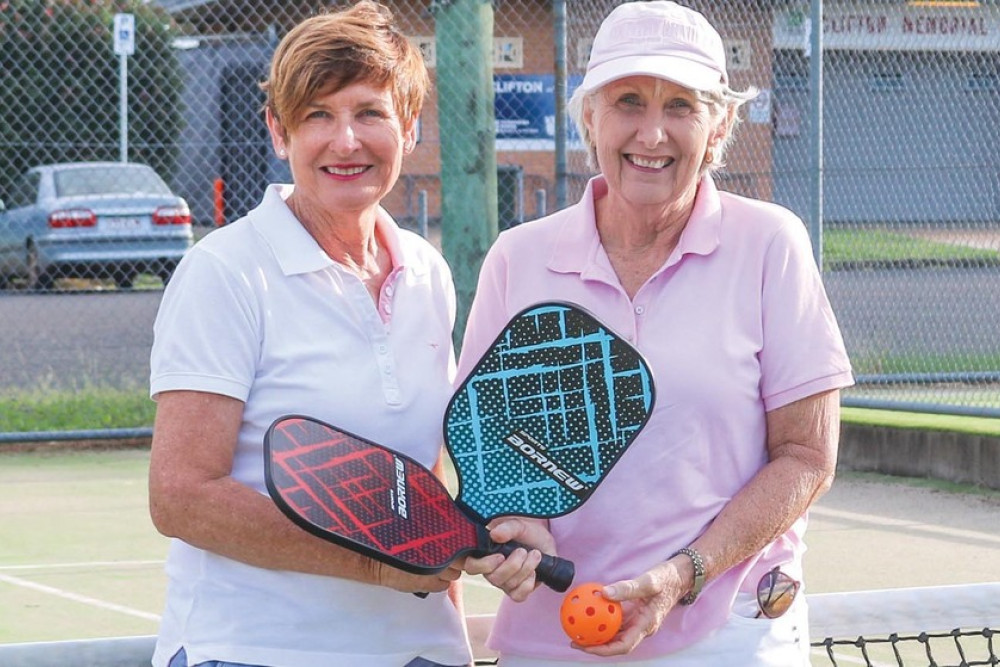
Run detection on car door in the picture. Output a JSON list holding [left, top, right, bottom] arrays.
[[0, 171, 43, 276]]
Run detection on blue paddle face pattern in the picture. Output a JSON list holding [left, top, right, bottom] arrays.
[[446, 303, 655, 521]]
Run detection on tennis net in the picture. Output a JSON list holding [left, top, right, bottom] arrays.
[[809, 583, 999, 667]]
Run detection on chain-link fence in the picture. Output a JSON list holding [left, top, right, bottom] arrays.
[[2, 0, 999, 440]]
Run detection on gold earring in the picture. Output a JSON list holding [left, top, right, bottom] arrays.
[[704, 149, 714, 165]]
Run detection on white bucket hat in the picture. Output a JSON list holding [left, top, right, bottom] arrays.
[[579, 1, 728, 94]]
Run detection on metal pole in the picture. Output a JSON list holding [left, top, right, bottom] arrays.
[[119, 53, 128, 162], [553, 0, 568, 210], [418, 190, 428, 239], [809, 0, 823, 268], [535, 188, 547, 220]]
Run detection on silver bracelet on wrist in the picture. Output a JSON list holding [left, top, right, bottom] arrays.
[[671, 547, 705, 605]]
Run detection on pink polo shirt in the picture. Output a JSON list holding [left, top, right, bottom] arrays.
[[457, 175, 854, 661]]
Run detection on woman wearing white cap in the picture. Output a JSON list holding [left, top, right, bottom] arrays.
[[459, 2, 853, 665]]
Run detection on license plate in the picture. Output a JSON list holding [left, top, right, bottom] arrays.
[[104, 216, 144, 231]]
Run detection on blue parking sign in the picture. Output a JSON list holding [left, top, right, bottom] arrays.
[[113, 13, 135, 56]]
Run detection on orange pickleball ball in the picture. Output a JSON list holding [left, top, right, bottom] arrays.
[[559, 582, 623, 646]]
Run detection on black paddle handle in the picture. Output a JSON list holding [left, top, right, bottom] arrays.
[[413, 541, 574, 598], [494, 540, 575, 592]]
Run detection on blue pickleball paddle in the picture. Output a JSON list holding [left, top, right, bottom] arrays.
[[446, 302, 655, 521]]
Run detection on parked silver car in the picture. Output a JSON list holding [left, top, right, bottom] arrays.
[[0, 162, 193, 289]]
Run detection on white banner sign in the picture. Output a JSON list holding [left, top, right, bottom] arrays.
[[774, 4, 998, 51]]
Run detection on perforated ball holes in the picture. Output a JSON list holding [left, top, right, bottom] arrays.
[[559, 582, 623, 646]]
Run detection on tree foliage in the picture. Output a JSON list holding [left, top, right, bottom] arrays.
[[0, 0, 184, 198]]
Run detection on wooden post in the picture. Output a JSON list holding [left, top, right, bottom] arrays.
[[434, 0, 498, 348]]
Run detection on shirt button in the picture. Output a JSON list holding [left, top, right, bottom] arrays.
[[377, 344, 388, 354], [635, 305, 645, 315], [385, 285, 394, 296]]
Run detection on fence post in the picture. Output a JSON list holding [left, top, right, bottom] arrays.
[[553, 0, 568, 210], [418, 189, 428, 239], [434, 0, 498, 348], [809, 0, 824, 269]]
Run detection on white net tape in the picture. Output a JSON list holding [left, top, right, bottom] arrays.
[[809, 582, 1000, 640], [0, 635, 154, 666]]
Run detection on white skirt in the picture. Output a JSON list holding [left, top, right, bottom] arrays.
[[498, 594, 810, 667]]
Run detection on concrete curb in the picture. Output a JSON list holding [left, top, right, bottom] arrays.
[[3, 425, 998, 491], [839, 422, 1000, 490]]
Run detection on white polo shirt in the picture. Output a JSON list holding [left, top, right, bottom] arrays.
[[457, 175, 854, 662], [150, 185, 470, 667]]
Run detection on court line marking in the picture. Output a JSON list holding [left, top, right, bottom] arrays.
[[811, 506, 1000, 545], [0, 559, 490, 612], [0, 560, 164, 572], [0, 572, 160, 622]]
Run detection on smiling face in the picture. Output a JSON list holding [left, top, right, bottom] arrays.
[[584, 76, 728, 213], [267, 80, 416, 221]]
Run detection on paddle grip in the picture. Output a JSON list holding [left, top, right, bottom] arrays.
[[495, 540, 575, 593]]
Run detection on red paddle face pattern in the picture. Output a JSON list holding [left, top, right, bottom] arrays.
[[266, 416, 482, 573]]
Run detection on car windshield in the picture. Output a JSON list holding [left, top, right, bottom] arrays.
[[54, 166, 172, 197]]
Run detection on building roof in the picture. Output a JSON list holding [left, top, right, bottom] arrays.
[[152, 0, 217, 13]]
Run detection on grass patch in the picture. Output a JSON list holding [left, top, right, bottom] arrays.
[[842, 406, 1000, 437], [0, 388, 155, 433], [54, 273, 164, 291], [1, 391, 998, 438], [849, 351, 1000, 375], [823, 228, 997, 267]]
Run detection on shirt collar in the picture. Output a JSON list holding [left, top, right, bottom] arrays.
[[547, 174, 723, 277], [250, 184, 411, 277]]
